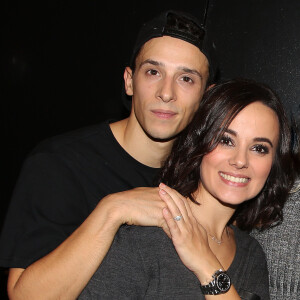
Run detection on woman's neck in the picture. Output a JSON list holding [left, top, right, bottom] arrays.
[[191, 189, 236, 240]]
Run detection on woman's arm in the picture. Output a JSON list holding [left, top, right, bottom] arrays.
[[159, 183, 241, 299]]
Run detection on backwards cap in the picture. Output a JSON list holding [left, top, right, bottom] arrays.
[[130, 9, 218, 83], [123, 9, 218, 111]]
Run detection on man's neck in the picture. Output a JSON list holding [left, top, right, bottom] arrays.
[[110, 118, 174, 168]]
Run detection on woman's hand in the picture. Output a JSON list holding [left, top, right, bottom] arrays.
[[158, 183, 223, 284]]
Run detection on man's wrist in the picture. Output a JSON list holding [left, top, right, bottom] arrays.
[[95, 193, 125, 230]]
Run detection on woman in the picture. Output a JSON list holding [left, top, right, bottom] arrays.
[[79, 79, 298, 299]]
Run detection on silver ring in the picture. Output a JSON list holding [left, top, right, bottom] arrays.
[[174, 215, 182, 221]]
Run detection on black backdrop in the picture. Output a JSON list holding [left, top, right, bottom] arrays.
[[1, 0, 299, 297]]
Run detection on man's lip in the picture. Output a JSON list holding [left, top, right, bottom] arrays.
[[151, 109, 177, 119]]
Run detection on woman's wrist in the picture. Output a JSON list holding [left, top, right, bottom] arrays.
[[196, 265, 223, 285], [193, 254, 223, 285]]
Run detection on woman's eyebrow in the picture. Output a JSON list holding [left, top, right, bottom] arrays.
[[224, 129, 273, 147], [253, 137, 274, 147], [224, 128, 237, 136]]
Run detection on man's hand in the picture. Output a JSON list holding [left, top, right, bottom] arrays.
[[101, 187, 170, 237]]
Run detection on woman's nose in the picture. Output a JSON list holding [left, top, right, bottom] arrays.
[[228, 149, 249, 169]]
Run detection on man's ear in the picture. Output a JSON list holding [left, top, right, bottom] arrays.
[[124, 67, 133, 96], [205, 83, 215, 91]]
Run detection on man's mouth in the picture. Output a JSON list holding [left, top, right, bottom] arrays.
[[151, 109, 177, 119]]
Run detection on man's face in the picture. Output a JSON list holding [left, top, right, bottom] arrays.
[[125, 36, 209, 141]]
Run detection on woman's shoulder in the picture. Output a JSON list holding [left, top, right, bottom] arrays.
[[232, 225, 265, 256], [116, 225, 170, 247], [112, 225, 176, 264]]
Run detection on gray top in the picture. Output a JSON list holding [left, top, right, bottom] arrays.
[[79, 225, 269, 300], [250, 182, 300, 300]]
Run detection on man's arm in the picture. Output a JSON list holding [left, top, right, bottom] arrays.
[[7, 187, 167, 300]]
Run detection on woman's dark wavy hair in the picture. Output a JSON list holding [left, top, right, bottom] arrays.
[[158, 78, 299, 231]]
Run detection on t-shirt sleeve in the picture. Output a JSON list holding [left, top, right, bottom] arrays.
[[79, 226, 148, 300], [0, 152, 89, 268]]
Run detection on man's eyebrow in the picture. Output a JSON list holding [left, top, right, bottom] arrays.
[[179, 67, 203, 79], [140, 59, 203, 79], [224, 129, 274, 147], [140, 59, 164, 68]]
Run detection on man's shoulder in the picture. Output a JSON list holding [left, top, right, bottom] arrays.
[[30, 120, 115, 157]]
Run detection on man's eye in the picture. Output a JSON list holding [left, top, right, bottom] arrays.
[[252, 144, 269, 154], [220, 135, 234, 146], [181, 76, 193, 83], [147, 69, 159, 76]]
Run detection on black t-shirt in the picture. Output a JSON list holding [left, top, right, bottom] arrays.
[[0, 121, 159, 268]]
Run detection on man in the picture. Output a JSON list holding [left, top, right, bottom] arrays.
[[0, 10, 217, 299]]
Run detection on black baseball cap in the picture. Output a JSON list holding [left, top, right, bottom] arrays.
[[130, 9, 218, 83], [123, 10, 219, 111]]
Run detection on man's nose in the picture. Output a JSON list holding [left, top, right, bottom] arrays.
[[156, 77, 175, 103]]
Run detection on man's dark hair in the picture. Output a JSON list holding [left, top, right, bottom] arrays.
[[158, 78, 299, 231]]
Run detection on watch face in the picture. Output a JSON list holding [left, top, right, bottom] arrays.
[[216, 273, 231, 292]]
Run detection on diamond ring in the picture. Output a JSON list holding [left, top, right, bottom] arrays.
[[174, 215, 182, 221]]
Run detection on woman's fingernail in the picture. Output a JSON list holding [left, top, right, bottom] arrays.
[[159, 183, 166, 188], [163, 207, 169, 215], [159, 188, 166, 195]]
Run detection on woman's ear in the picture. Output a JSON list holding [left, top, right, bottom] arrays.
[[124, 67, 133, 96]]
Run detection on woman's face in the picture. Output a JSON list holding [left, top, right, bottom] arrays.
[[199, 101, 280, 206]]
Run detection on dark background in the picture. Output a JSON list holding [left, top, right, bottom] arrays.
[[1, 0, 299, 298]]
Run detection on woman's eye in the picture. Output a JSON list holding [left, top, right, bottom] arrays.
[[220, 135, 234, 146], [252, 144, 269, 154]]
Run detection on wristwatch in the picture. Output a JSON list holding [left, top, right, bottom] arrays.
[[200, 269, 231, 295]]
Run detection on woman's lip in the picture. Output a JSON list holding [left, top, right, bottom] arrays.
[[151, 109, 177, 119], [219, 171, 251, 186]]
